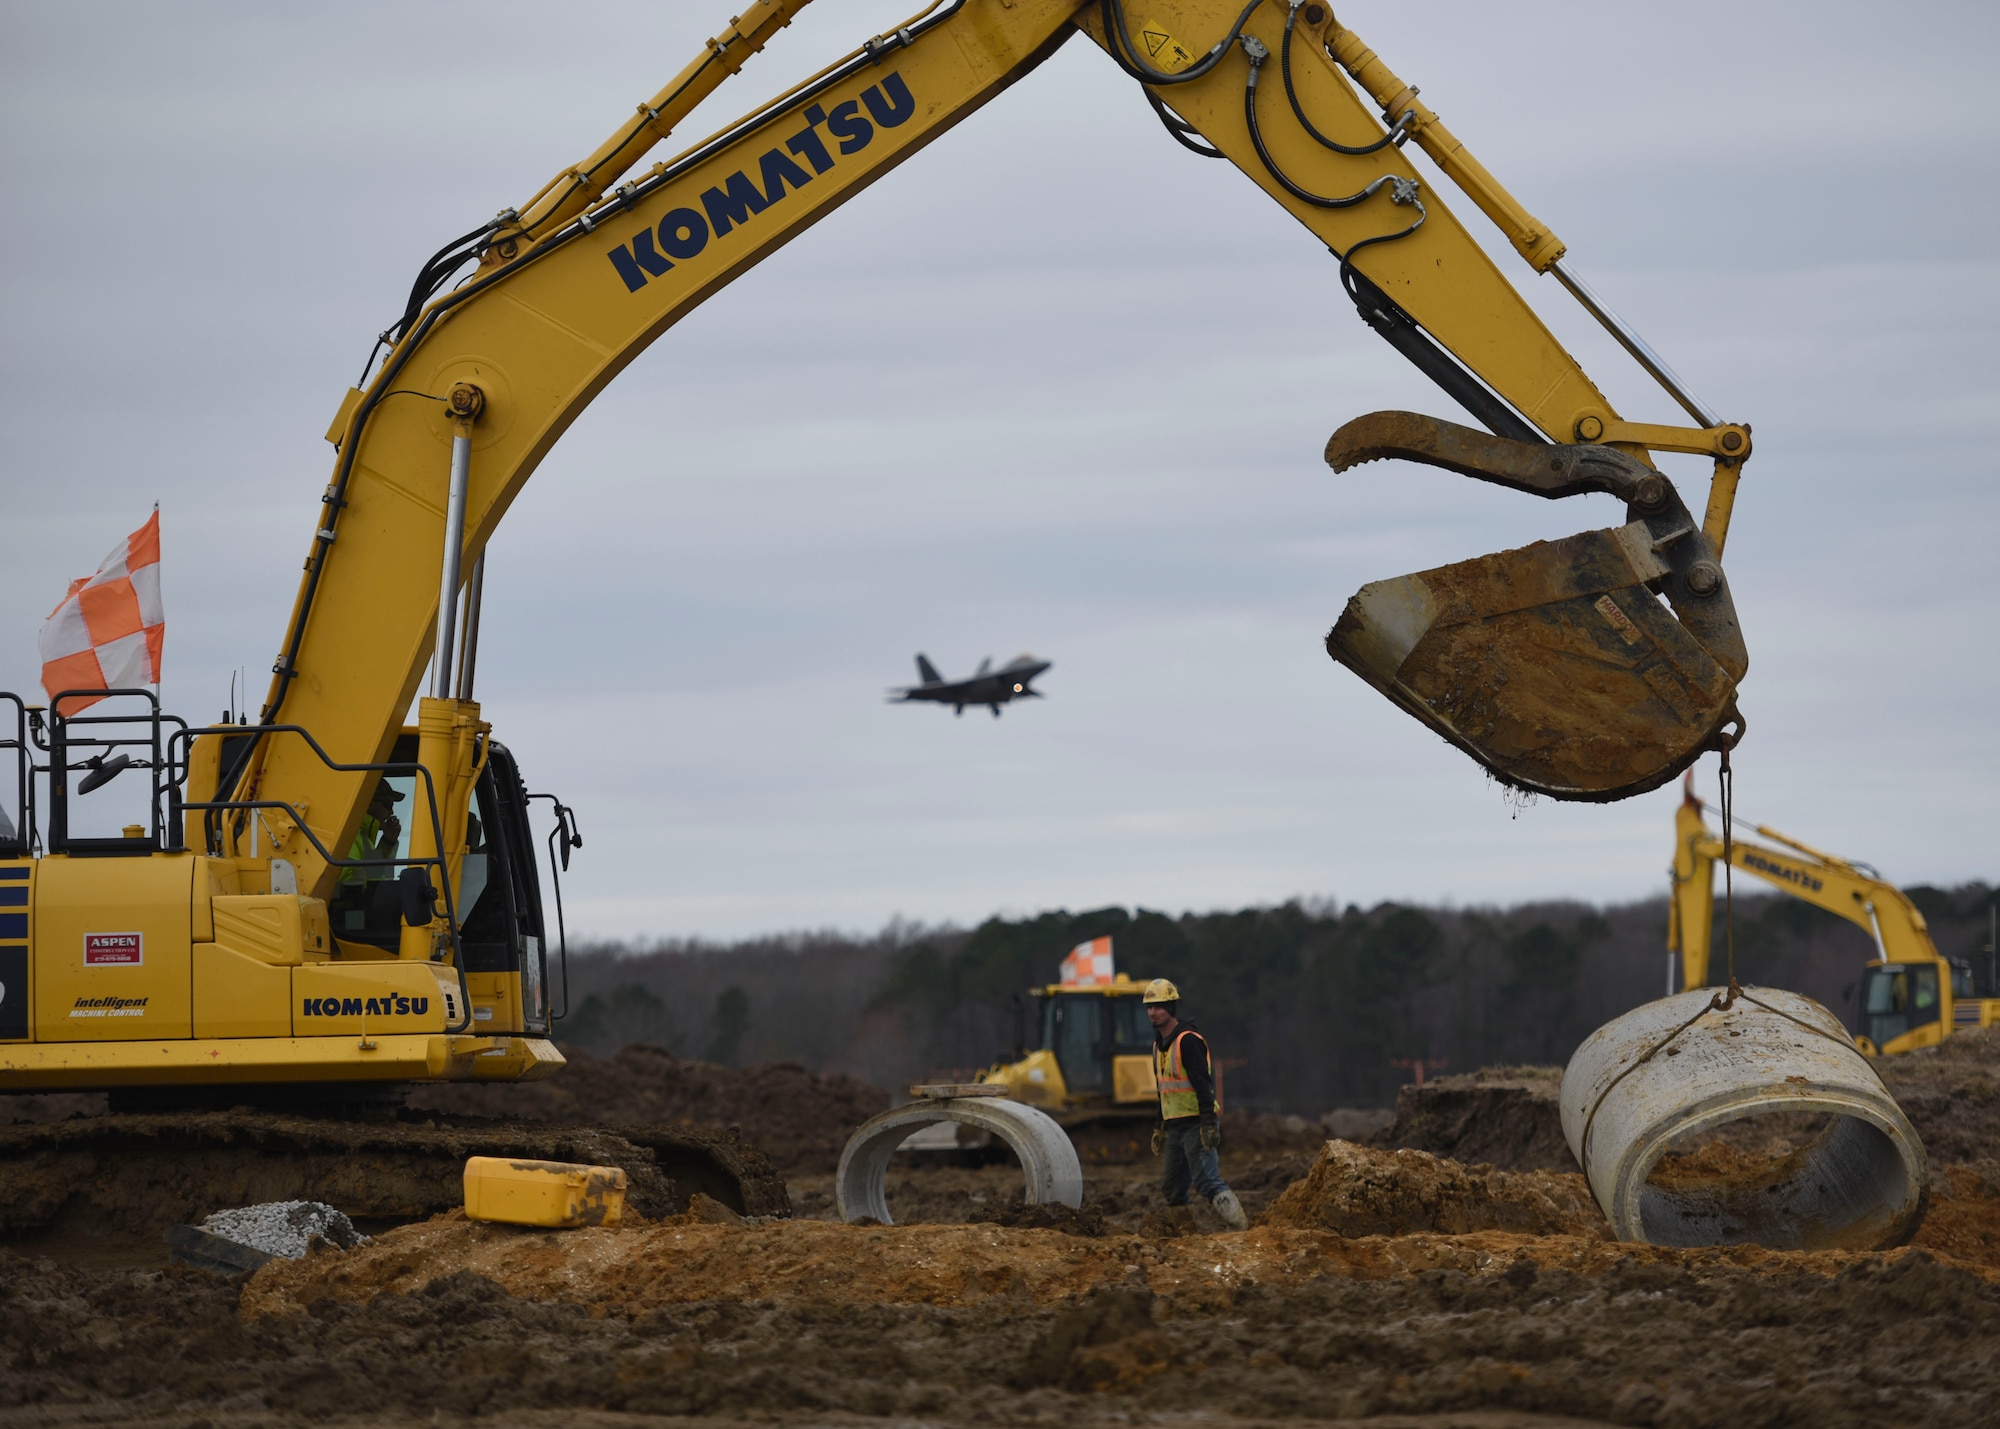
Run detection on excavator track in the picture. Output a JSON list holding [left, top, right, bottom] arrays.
[[0, 1109, 790, 1260]]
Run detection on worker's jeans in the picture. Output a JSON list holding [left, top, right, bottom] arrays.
[[1160, 1119, 1228, 1206]]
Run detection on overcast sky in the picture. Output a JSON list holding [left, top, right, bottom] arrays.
[[2, 1, 1994, 940]]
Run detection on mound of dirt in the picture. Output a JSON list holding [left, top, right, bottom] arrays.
[[240, 1201, 2000, 1324], [1370, 1065, 1574, 1171], [1262, 1140, 1607, 1239], [408, 1043, 889, 1174], [1879, 1023, 2000, 1163], [1918, 1159, 2000, 1268]]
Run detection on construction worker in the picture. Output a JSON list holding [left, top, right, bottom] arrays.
[[1144, 977, 1248, 1230], [340, 778, 403, 884]]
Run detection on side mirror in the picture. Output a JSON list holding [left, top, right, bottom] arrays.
[[77, 753, 134, 796], [398, 866, 438, 927]]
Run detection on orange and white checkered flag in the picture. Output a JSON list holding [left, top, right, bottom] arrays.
[[39, 510, 163, 715], [1059, 936, 1114, 987]]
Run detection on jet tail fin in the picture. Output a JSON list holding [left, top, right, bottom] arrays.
[[974, 656, 992, 677], [915, 654, 943, 685]]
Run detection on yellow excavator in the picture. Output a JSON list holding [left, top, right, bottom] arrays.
[[1669, 780, 2000, 1056], [1, 1, 1755, 1109]]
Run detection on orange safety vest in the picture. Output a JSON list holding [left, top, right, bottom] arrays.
[[1154, 1027, 1219, 1120]]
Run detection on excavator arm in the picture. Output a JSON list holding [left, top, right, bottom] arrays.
[[1669, 781, 1940, 990], [237, 0, 1755, 904], [1665, 782, 2000, 1053]]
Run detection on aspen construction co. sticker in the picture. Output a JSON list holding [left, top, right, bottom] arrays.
[[83, 932, 142, 967]]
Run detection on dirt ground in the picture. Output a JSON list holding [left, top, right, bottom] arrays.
[[406, 1044, 894, 1177], [8, 1166, 1999, 1428], [6, 1031, 2000, 1427]]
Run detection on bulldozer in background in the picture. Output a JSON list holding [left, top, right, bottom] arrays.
[[980, 970, 1163, 1124], [896, 940, 1175, 1160]]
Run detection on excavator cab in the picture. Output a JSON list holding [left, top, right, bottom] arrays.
[[455, 742, 556, 1035], [1859, 963, 1940, 1051], [323, 734, 556, 1036], [0, 691, 574, 1088]]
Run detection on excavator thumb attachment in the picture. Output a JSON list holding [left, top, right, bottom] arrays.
[[1323, 411, 1747, 802]]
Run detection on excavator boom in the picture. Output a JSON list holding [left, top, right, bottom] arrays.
[[253, 0, 1755, 887], [5, 0, 1760, 1112]]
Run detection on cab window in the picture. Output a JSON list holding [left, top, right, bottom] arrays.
[[1861, 963, 1941, 1048], [1045, 995, 1108, 1096], [1110, 996, 1153, 1053]]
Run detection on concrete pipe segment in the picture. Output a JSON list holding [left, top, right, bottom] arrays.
[[1561, 985, 1927, 1251], [836, 1089, 1083, 1225]]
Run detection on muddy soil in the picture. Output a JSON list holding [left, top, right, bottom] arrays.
[[6, 1032, 1998, 1427], [788, 1139, 1322, 1235], [404, 1045, 1332, 1178], [406, 1044, 891, 1175], [1263, 1143, 1607, 1239], [1877, 1024, 2000, 1162], [8, 1205, 1998, 1428], [1368, 1066, 1575, 1171], [0, 1111, 786, 1269], [1371, 1026, 2000, 1175]]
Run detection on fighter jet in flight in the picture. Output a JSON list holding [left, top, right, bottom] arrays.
[[891, 653, 1051, 717]]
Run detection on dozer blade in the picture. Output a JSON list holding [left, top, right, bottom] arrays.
[[1323, 411, 1747, 802]]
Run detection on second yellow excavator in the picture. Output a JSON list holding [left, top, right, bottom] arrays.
[[1669, 780, 1999, 1056]]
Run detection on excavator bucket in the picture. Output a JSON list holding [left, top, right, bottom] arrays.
[[1323, 412, 1746, 802]]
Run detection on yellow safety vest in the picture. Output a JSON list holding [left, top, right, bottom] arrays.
[[1154, 1027, 1211, 1121], [342, 814, 386, 883]]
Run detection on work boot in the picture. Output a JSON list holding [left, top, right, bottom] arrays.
[[1212, 1187, 1249, 1231]]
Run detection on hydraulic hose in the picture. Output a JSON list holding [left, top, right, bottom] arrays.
[[1278, 1, 1410, 156], [1241, 35, 1419, 217], [1145, 89, 1223, 157]]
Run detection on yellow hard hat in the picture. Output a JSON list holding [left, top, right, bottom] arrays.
[[1141, 977, 1180, 1004]]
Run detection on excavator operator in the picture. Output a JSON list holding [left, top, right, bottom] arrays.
[[1145, 978, 1248, 1230], [340, 779, 403, 884]]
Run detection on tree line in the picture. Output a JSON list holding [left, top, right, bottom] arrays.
[[557, 882, 1996, 1112]]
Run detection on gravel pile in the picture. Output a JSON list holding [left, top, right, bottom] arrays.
[[200, 1201, 365, 1258]]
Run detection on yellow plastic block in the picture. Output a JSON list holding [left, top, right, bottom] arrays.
[[462, 1156, 626, 1228]]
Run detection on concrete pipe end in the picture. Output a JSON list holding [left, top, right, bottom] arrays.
[[834, 1096, 1083, 1226], [1561, 985, 1928, 1251]]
